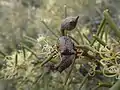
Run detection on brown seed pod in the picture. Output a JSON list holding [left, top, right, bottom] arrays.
[[59, 36, 76, 55], [55, 36, 76, 73], [61, 16, 79, 35], [56, 54, 75, 73]]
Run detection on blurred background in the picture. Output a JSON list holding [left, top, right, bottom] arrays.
[[0, 0, 120, 54], [0, 0, 120, 90]]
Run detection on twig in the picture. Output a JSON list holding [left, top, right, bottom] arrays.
[[79, 74, 89, 90], [64, 4, 67, 18], [41, 21, 59, 38], [68, 35, 79, 45], [40, 51, 57, 67], [97, 21, 106, 50], [22, 46, 26, 60], [105, 26, 110, 43], [83, 33, 91, 44], [92, 83, 112, 90], [76, 28, 84, 44], [15, 52, 18, 67], [0, 50, 6, 57], [75, 45, 98, 54], [110, 80, 120, 90], [95, 70, 116, 75], [64, 57, 76, 85], [21, 43, 40, 60], [104, 9, 120, 39], [24, 35, 38, 43], [93, 35, 107, 47], [32, 71, 47, 85], [90, 18, 106, 46]]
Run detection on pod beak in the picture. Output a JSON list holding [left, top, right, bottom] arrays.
[[75, 16, 79, 22]]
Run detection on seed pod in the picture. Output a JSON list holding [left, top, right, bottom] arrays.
[[61, 16, 79, 35], [59, 36, 76, 55], [56, 36, 76, 73], [56, 55, 75, 73]]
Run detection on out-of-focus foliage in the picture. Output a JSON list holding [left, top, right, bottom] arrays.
[[0, 0, 120, 90], [0, 0, 120, 54]]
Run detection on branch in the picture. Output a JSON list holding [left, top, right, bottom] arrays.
[[103, 9, 120, 39], [93, 35, 107, 47], [64, 57, 76, 85], [90, 17, 106, 46], [40, 51, 57, 67], [79, 74, 89, 90]]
